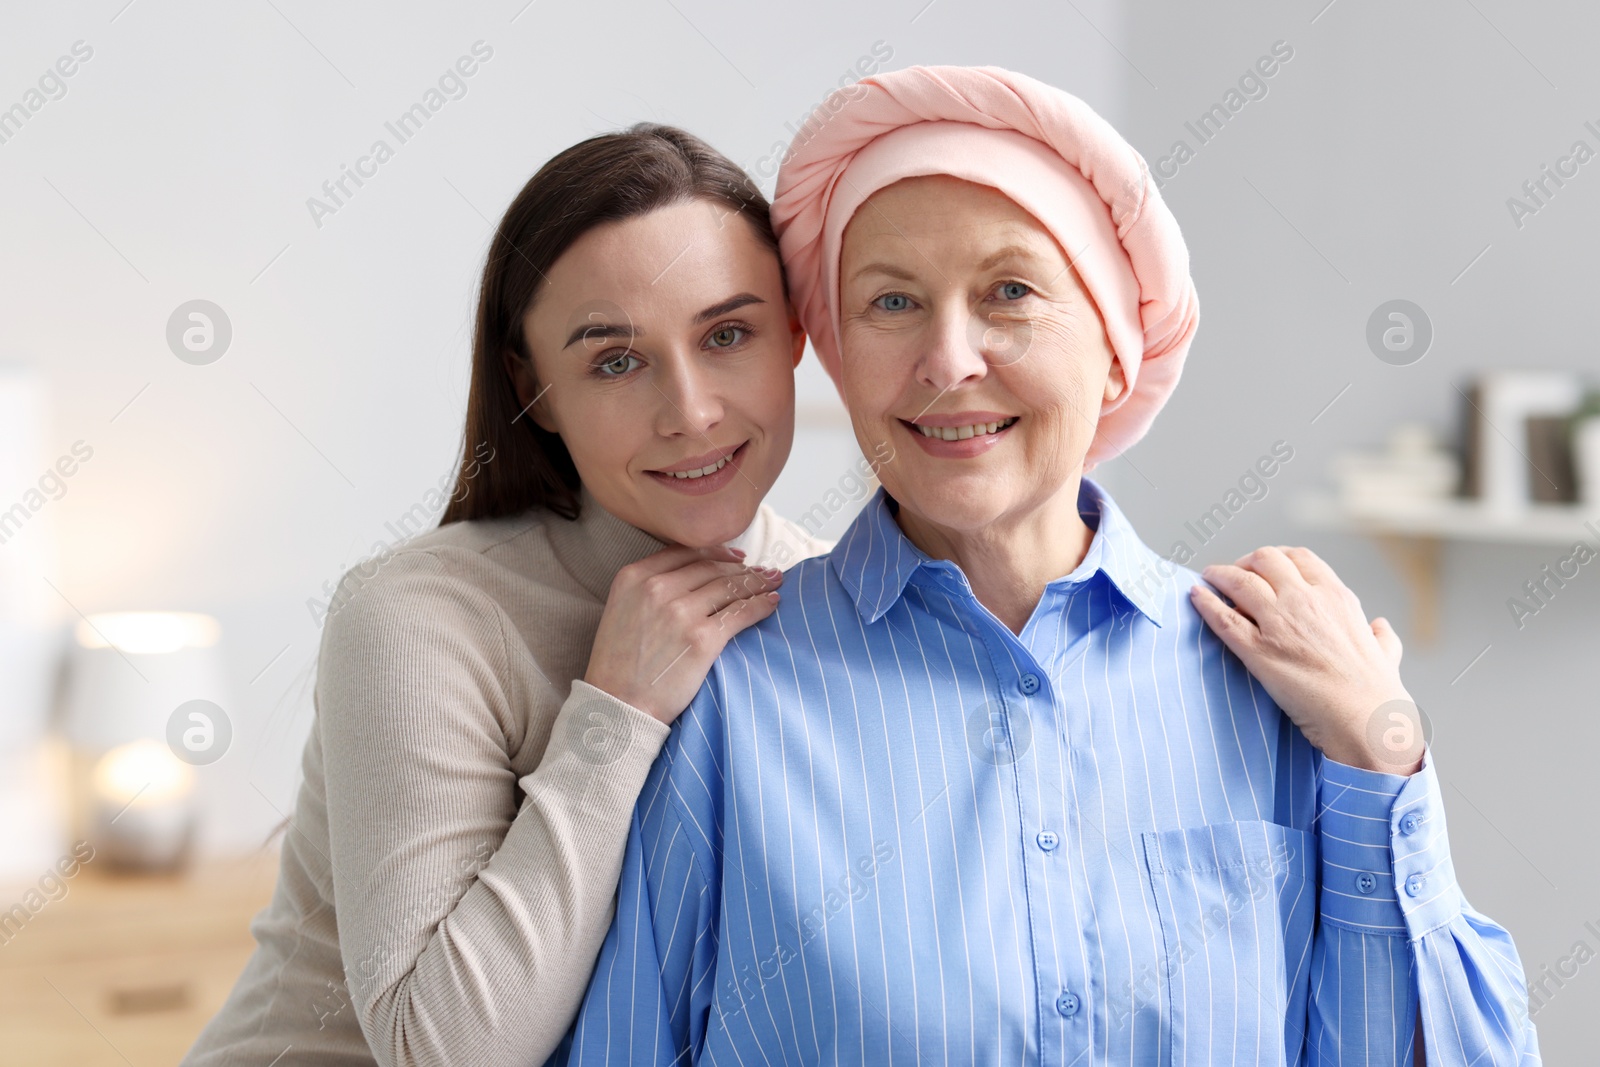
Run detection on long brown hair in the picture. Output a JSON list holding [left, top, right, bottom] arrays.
[[436, 122, 782, 526]]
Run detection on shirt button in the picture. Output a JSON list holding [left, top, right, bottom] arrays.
[[1400, 812, 1422, 836], [1354, 872, 1377, 895], [1056, 990, 1080, 1017], [1036, 830, 1059, 851], [1405, 873, 1427, 897], [1020, 673, 1041, 695]]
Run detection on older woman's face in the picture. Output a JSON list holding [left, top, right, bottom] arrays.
[[837, 174, 1126, 538]]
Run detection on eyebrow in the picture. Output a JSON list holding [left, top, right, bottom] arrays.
[[693, 292, 766, 324], [561, 292, 767, 350], [975, 244, 1046, 271], [848, 244, 1046, 284], [563, 321, 635, 350], [849, 261, 919, 283]]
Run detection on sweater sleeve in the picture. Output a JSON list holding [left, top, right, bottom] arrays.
[[558, 679, 728, 1066], [318, 550, 671, 1067]]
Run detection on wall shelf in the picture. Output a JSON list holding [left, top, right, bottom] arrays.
[[1290, 491, 1600, 545], [1288, 491, 1600, 643]]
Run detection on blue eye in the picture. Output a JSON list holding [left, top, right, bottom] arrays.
[[874, 293, 912, 312], [594, 352, 642, 377], [998, 282, 1032, 300]]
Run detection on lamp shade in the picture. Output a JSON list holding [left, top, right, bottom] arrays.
[[59, 612, 230, 755]]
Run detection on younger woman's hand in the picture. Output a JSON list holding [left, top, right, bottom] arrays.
[[1189, 545, 1424, 775], [584, 544, 783, 725]]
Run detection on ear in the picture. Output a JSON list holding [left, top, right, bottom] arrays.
[[787, 303, 807, 369], [502, 345, 556, 433], [1103, 355, 1128, 405]]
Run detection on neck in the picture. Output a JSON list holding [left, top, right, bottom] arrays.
[[893, 474, 1095, 635]]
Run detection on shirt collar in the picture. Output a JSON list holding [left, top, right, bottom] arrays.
[[829, 476, 1170, 628]]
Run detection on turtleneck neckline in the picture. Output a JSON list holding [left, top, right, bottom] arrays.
[[542, 484, 670, 602]]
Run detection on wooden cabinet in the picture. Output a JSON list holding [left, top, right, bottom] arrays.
[[0, 848, 280, 1066]]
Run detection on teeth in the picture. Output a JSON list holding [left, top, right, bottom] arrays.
[[669, 455, 730, 479], [916, 417, 1017, 441]]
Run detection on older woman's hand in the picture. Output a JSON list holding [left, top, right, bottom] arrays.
[[1189, 545, 1425, 775]]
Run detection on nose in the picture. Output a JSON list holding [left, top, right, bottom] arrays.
[[917, 301, 989, 393], [653, 352, 725, 438]]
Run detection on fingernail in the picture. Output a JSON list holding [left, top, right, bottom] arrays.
[[728, 547, 747, 558], [760, 567, 782, 579]]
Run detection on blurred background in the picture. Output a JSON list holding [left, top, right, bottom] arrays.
[[1, 0, 1595, 1061]]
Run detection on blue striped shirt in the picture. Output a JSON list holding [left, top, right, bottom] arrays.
[[553, 477, 1540, 1065]]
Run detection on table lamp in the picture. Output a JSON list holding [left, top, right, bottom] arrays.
[[58, 611, 230, 871]]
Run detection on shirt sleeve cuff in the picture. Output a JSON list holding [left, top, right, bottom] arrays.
[[1316, 745, 1463, 939]]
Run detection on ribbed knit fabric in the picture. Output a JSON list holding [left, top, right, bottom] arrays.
[[180, 486, 830, 1067]]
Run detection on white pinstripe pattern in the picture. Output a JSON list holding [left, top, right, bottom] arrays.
[[554, 479, 1542, 1066]]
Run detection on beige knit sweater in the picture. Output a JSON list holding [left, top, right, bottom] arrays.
[[181, 486, 829, 1067]]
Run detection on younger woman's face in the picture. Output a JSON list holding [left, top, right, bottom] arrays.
[[512, 199, 804, 547]]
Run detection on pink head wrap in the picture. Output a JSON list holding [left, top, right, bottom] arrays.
[[771, 65, 1199, 470]]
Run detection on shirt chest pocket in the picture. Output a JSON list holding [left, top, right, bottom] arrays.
[[1140, 820, 1316, 1067]]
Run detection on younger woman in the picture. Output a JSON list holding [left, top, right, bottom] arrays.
[[182, 124, 830, 1067]]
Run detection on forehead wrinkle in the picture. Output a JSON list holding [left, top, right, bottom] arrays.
[[844, 189, 951, 285]]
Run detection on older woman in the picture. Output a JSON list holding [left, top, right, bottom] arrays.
[[555, 67, 1537, 1066]]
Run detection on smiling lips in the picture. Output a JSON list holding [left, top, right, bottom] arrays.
[[660, 453, 733, 479], [645, 441, 748, 494], [900, 412, 1019, 458], [911, 416, 1018, 441]]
